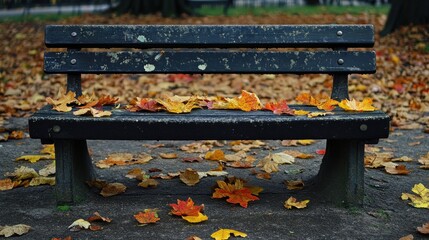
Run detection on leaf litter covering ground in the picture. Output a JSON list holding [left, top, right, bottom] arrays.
[[0, 12, 428, 239]]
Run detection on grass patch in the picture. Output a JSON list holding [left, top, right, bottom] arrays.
[[0, 12, 78, 23], [197, 5, 390, 16]]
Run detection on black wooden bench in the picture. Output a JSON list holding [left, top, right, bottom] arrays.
[[29, 24, 390, 206]]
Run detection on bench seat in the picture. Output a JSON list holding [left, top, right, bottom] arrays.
[[30, 106, 389, 141]]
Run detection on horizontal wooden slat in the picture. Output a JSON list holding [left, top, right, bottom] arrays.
[[45, 25, 374, 48], [44, 50, 376, 74], [29, 106, 390, 141]]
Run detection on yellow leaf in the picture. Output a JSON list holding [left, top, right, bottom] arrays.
[[159, 153, 178, 159], [46, 91, 76, 112], [205, 149, 225, 161], [211, 229, 247, 240], [16, 154, 54, 163], [338, 98, 377, 112], [182, 212, 208, 223], [297, 139, 315, 146], [294, 110, 310, 116], [272, 152, 295, 164], [68, 219, 91, 230], [39, 161, 56, 177], [5, 166, 38, 180], [29, 176, 55, 186], [307, 111, 334, 118], [0, 224, 31, 237], [157, 96, 200, 113], [284, 196, 310, 209], [401, 183, 429, 209]]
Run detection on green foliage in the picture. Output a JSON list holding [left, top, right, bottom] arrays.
[[56, 205, 71, 212]]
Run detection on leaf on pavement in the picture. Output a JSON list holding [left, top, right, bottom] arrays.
[[182, 212, 209, 224], [212, 179, 260, 208], [383, 162, 410, 175], [134, 209, 160, 226], [285, 180, 305, 190], [169, 197, 204, 217], [39, 161, 56, 177], [401, 183, 429, 209], [68, 219, 91, 231], [418, 152, 429, 169], [16, 154, 54, 163], [211, 229, 247, 240], [284, 196, 310, 209], [100, 183, 126, 197], [87, 212, 112, 223], [180, 168, 200, 186], [283, 150, 314, 159], [159, 152, 178, 159], [96, 153, 152, 168], [0, 179, 14, 191], [0, 224, 31, 237], [417, 222, 429, 234], [5, 166, 38, 180], [205, 149, 225, 161], [29, 176, 55, 186]]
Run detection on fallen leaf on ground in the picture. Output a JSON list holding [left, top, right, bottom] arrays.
[[212, 179, 260, 208], [68, 219, 91, 231], [138, 178, 159, 188], [205, 149, 225, 161], [8, 130, 24, 139], [134, 209, 160, 226], [16, 154, 54, 163], [418, 152, 429, 169], [399, 234, 414, 240], [383, 162, 410, 175], [29, 176, 55, 186], [284, 196, 310, 209], [0, 224, 31, 237], [159, 153, 178, 159], [230, 140, 265, 152], [283, 150, 314, 159], [88, 212, 112, 223], [211, 229, 247, 240], [182, 212, 209, 223], [401, 183, 429, 209], [417, 222, 429, 234], [39, 161, 56, 176], [100, 183, 126, 197], [297, 139, 315, 146], [272, 152, 295, 164], [180, 168, 200, 186], [5, 166, 38, 180], [0, 179, 14, 191], [392, 156, 413, 162], [285, 180, 305, 190], [96, 153, 152, 168], [256, 154, 279, 173], [364, 152, 394, 168], [169, 198, 204, 217]]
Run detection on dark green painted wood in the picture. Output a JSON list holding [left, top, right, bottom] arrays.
[[44, 51, 376, 74], [45, 25, 374, 48]]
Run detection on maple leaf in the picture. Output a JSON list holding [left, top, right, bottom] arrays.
[[134, 209, 160, 225], [295, 92, 338, 111], [126, 97, 160, 112], [138, 178, 159, 188], [157, 96, 200, 113], [264, 100, 294, 115], [401, 183, 429, 209], [182, 212, 209, 223], [169, 198, 204, 217], [208, 90, 262, 112], [211, 229, 247, 240], [338, 98, 377, 112], [46, 91, 77, 112], [294, 109, 310, 116], [284, 196, 310, 209], [0, 178, 14, 191], [383, 162, 410, 175], [283, 150, 314, 159], [307, 111, 335, 118], [212, 180, 259, 208], [0, 224, 31, 237]]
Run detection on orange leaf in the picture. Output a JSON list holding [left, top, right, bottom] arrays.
[[417, 222, 429, 234], [338, 98, 376, 112], [134, 209, 160, 225], [212, 180, 259, 208], [205, 149, 225, 161], [126, 97, 160, 112], [46, 91, 76, 112], [264, 100, 294, 115], [156, 96, 200, 113], [295, 92, 338, 111], [169, 197, 204, 217], [87, 212, 112, 223], [0, 178, 14, 191], [384, 163, 411, 175], [208, 91, 261, 112]]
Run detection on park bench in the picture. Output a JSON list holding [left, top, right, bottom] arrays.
[[29, 24, 390, 206]]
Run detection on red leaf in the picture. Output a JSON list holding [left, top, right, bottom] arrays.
[[264, 100, 294, 115], [169, 198, 203, 216]]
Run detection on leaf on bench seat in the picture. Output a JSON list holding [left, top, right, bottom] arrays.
[[295, 92, 338, 111], [207, 90, 262, 112], [46, 91, 77, 112], [264, 100, 294, 115], [339, 98, 377, 112], [156, 96, 201, 114], [126, 98, 160, 112]]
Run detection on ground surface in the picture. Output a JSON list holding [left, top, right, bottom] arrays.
[[0, 10, 428, 240]]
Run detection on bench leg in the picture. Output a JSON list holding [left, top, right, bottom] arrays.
[[316, 140, 364, 207], [54, 140, 95, 205]]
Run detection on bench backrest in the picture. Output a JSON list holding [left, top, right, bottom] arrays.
[[44, 25, 375, 100]]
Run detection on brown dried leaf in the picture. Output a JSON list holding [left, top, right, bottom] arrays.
[[100, 183, 126, 197], [179, 168, 200, 186]]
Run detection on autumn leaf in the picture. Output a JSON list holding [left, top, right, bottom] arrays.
[[401, 183, 429, 209], [295, 92, 338, 111], [285, 180, 305, 190], [417, 222, 429, 234], [96, 153, 152, 168], [211, 229, 247, 240], [68, 219, 91, 231], [365, 152, 394, 168], [180, 212, 208, 223], [205, 149, 225, 161], [100, 183, 126, 197], [8, 130, 24, 139], [212, 179, 260, 208], [383, 162, 410, 175], [294, 109, 310, 116], [208, 90, 262, 112], [87, 212, 112, 223], [264, 100, 294, 115], [138, 178, 159, 188], [283, 150, 314, 159], [0, 224, 31, 237], [126, 97, 160, 112], [46, 91, 76, 112], [297, 139, 315, 146], [169, 197, 203, 217], [180, 168, 200, 186], [284, 196, 310, 209], [5, 166, 38, 180], [134, 209, 160, 226], [418, 152, 429, 169], [0, 179, 14, 191], [338, 98, 377, 112], [16, 154, 54, 163], [29, 176, 55, 186], [307, 111, 335, 118], [73, 107, 112, 118], [157, 96, 200, 113], [159, 152, 178, 159]]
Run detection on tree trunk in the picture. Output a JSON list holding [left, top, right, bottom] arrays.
[[110, 0, 193, 17], [381, 0, 429, 36]]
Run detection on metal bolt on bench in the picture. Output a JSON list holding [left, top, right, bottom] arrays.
[[29, 24, 390, 206]]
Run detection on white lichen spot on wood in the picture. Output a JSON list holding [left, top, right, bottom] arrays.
[[137, 35, 147, 43], [144, 64, 155, 72], [198, 63, 207, 71]]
